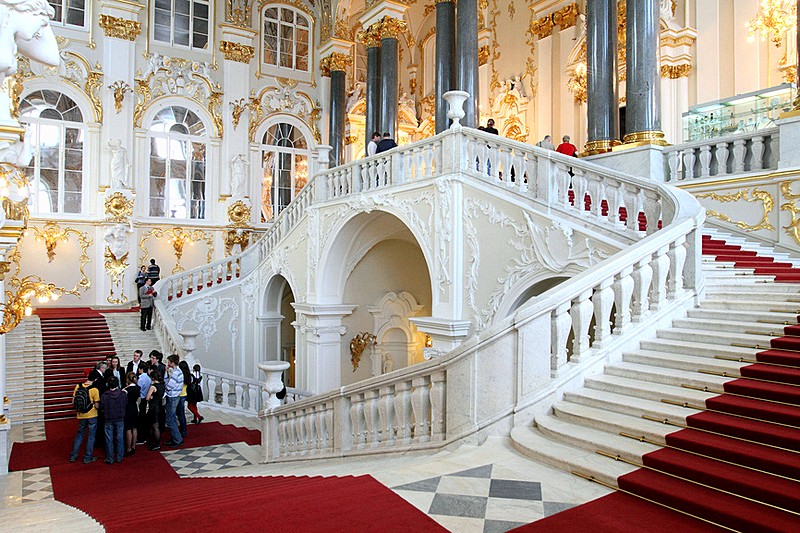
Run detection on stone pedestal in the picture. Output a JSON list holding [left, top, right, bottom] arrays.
[[292, 303, 356, 394], [179, 330, 200, 368], [409, 317, 471, 353], [258, 360, 290, 411], [588, 144, 666, 182], [777, 113, 800, 169]]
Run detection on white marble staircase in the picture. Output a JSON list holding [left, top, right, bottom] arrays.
[[5, 318, 44, 423], [510, 231, 800, 487], [103, 310, 162, 362]]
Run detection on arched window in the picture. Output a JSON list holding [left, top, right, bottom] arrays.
[[260, 123, 308, 222], [19, 90, 86, 215], [261, 6, 310, 72], [148, 106, 207, 219], [48, 0, 88, 28], [152, 0, 210, 50]]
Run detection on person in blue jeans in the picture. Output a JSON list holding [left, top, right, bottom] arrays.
[[164, 354, 184, 447], [100, 376, 128, 464], [70, 375, 100, 464]]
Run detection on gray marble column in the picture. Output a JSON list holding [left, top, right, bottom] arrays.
[[329, 69, 346, 167], [585, 0, 619, 153], [625, 0, 665, 143], [380, 36, 399, 137], [456, 0, 479, 128], [435, 0, 456, 133], [364, 34, 381, 146]]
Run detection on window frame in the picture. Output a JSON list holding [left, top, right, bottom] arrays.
[[47, 0, 89, 30], [260, 5, 312, 78], [259, 122, 310, 223], [151, 0, 211, 52], [19, 90, 87, 216]]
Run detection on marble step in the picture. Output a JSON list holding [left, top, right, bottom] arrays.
[[701, 273, 777, 284], [604, 361, 733, 390], [704, 289, 800, 301], [563, 388, 701, 424], [699, 298, 800, 312], [552, 401, 677, 444], [670, 317, 776, 336], [654, 327, 764, 347], [583, 374, 717, 405], [686, 307, 799, 325], [637, 338, 756, 360], [510, 424, 637, 488]]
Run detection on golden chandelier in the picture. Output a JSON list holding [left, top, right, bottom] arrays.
[[746, 0, 797, 47]]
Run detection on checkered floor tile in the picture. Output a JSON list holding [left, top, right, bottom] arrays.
[[21, 467, 53, 502], [162, 444, 252, 477], [22, 423, 46, 443], [391, 464, 574, 532]]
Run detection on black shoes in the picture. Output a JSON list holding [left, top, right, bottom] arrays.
[[83, 457, 97, 464], [166, 440, 183, 448]]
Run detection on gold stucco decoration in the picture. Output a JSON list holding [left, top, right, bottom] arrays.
[[227, 200, 252, 227], [697, 188, 775, 232], [105, 192, 134, 222], [220, 41, 255, 64], [349, 332, 377, 372], [99, 14, 142, 41], [320, 52, 353, 76], [780, 181, 800, 245]]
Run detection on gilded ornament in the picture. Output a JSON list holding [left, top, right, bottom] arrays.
[[552, 3, 579, 30], [226, 0, 251, 26], [357, 26, 382, 48], [320, 52, 353, 76], [530, 15, 555, 40], [478, 46, 489, 66], [20, 225, 92, 295], [507, 0, 515, 20], [220, 41, 255, 64], [104, 246, 129, 304], [780, 181, 800, 245], [247, 94, 264, 142], [697, 188, 775, 232], [105, 192, 134, 222], [108, 80, 132, 114], [8, 72, 23, 119], [374, 16, 407, 40], [567, 62, 587, 103], [230, 98, 247, 130], [660, 64, 692, 79], [344, 135, 358, 145], [783, 65, 796, 84], [0, 261, 8, 281], [85, 68, 104, 123], [333, 17, 350, 40], [98, 14, 142, 41], [2, 197, 29, 225], [0, 276, 68, 335], [31, 221, 71, 262], [349, 332, 377, 372], [139, 227, 214, 274], [224, 229, 251, 256], [409, 77, 417, 95], [488, 0, 501, 90], [227, 200, 252, 227]]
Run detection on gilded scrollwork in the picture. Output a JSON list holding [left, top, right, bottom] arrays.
[[19, 223, 92, 295], [230, 98, 247, 130], [224, 229, 251, 256], [349, 332, 377, 372], [661, 64, 692, 79], [105, 192, 134, 222], [697, 188, 775, 232], [227, 200, 252, 227], [319, 52, 353, 76], [780, 181, 800, 245], [98, 14, 142, 41], [104, 247, 129, 304], [139, 227, 214, 274], [247, 80, 319, 143], [219, 41, 255, 64]]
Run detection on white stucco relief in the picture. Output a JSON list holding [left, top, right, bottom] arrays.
[[176, 296, 240, 352]]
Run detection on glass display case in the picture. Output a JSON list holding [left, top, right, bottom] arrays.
[[682, 83, 796, 142]]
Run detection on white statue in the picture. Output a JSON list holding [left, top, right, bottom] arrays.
[[230, 153, 248, 198], [108, 139, 130, 189], [0, 0, 60, 116], [382, 353, 394, 374], [103, 221, 133, 260]]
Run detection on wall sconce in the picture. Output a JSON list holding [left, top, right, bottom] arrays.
[[424, 334, 433, 348], [1, 275, 64, 334], [107, 80, 132, 114], [349, 332, 377, 372], [230, 98, 247, 130], [30, 221, 72, 263]]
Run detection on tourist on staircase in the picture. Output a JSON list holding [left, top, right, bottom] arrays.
[[123, 372, 140, 456], [139, 278, 156, 331], [164, 354, 184, 448], [104, 356, 124, 387], [135, 266, 147, 304], [187, 363, 204, 424], [69, 373, 100, 464], [136, 362, 151, 445], [177, 360, 191, 439], [145, 367, 164, 451], [146, 258, 160, 283], [126, 350, 143, 374], [100, 377, 127, 464], [88, 361, 108, 448]]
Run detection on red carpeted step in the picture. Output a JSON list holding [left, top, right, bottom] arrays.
[[686, 411, 800, 449], [666, 429, 800, 479], [705, 394, 800, 427], [756, 349, 800, 367], [640, 447, 800, 512], [704, 251, 759, 260], [739, 362, 800, 385], [723, 378, 800, 405], [617, 468, 800, 532], [770, 336, 800, 351]]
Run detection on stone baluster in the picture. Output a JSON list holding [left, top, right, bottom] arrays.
[[605, 178, 620, 224], [613, 266, 634, 333], [751, 136, 765, 170], [303, 408, 315, 453], [588, 174, 605, 219], [410, 376, 431, 443], [667, 237, 687, 298], [310, 404, 322, 451], [622, 185, 641, 233], [429, 371, 446, 441], [555, 164, 571, 206], [393, 381, 413, 443], [206, 375, 217, 404], [649, 246, 670, 310], [570, 290, 594, 360], [221, 379, 231, 407], [592, 278, 615, 347], [733, 139, 747, 172], [699, 144, 712, 177], [642, 189, 661, 235], [363, 389, 380, 447], [715, 142, 729, 175], [277, 413, 288, 456], [377, 385, 395, 446], [350, 393, 366, 448], [235, 382, 244, 409], [632, 257, 654, 321], [248, 384, 260, 412], [324, 404, 334, 451], [667, 150, 680, 181], [552, 302, 572, 369], [572, 169, 588, 214], [683, 148, 696, 179]]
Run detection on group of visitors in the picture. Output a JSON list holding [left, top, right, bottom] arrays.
[[367, 131, 398, 156], [70, 350, 204, 465], [135, 258, 160, 331], [538, 134, 579, 157]]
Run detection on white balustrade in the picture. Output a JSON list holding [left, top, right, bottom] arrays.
[[664, 128, 778, 182]]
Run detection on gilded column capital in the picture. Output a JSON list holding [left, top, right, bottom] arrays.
[[320, 52, 353, 76], [660, 64, 691, 79], [220, 40, 255, 63], [358, 26, 382, 48], [98, 14, 142, 41], [373, 15, 407, 40]]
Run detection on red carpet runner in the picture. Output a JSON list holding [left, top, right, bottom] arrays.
[[518, 234, 800, 531], [10, 420, 443, 532], [38, 308, 117, 420]]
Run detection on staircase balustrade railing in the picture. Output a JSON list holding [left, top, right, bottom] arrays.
[[664, 128, 779, 182], [200, 368, 313, 414]]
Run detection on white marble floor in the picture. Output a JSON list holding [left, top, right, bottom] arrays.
[[0, 410, 611, 532]]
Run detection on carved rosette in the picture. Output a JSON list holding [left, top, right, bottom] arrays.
[[105, 192, 134, 222], [320, 52, 353, 76], [660, 64, 692, 79], [99, 15, 142, 41], [219, 41, 255, 64], [227, 200, 252, 227]]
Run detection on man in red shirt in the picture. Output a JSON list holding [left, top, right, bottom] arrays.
[[556, 135, 578, 157]]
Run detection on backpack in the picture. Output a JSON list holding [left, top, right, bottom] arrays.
[[73, 385, 93, 413]]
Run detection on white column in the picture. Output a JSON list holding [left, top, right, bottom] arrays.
[[292, 303, 356, 394]]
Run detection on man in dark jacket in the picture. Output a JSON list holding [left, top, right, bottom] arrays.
[[375, 132, 397, 153], [146, 258, 160, 283], [100, 377, 127, 464]]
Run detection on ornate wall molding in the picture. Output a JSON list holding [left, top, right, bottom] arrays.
[[697, 188, 775, 232], [99, 14, 142, 41], [220, 41, 255, 63], [134, 53, 223, 136], [139, 227, 214, 274], [23, 222, 92, 295], [176, 296, 240, 351], [249, 77, 321, 142], [780, 181, 800, 245], [226, 0, 252, 26]]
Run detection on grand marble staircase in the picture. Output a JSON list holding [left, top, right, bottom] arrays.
[[511, 228, 800, 528]]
